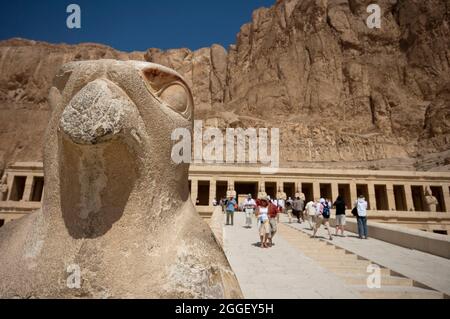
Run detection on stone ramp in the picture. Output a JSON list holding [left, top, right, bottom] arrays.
[[220, 211, 448, 299], [279, 222, 444, 299], [283, 216, 450, 298], [222, 212, 361, 299]]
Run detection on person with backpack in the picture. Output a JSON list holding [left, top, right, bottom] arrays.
[[333, 195, 347, 237], [311, 198, 333, 240], [225, 196, 237, 226], [354, 195, 368, 239]]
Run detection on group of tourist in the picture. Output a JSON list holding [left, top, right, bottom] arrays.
[[286, 194, 369, 240], [220, 194, 281, 248], [220, 193, 369, 247]]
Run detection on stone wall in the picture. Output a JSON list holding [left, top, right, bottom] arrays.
[[1, 0, 449, 172]]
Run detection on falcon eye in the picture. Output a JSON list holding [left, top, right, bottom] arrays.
[[159, 83, 189, 114]]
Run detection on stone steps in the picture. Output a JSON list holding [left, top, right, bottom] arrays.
[[279, 223, 445, 299], [316, 259, 374, 267], [304, 254, 360, 261], [328, 265, 393, 276], [340, 274, 413, 287], [354, 286, 444, 299]]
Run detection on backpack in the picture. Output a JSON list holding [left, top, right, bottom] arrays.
[[322, 203, 330, 218]]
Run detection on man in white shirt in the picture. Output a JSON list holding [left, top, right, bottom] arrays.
[[242, 194, 256, 228], [277, 198, 285, 222], [304, 200, 316, 229], [354, 195, 368, 239]]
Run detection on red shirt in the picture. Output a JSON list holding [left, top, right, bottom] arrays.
[[268, 203, 278, 218]]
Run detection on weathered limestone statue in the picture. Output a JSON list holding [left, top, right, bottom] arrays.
[[226, 186, 236, 198], [295, 191, 306, 201], [257, 186, 267, 200], [425, 186, 439, 212], [0, 173, 7, 201], [0, 60, 242, 298], [276, 187, 287, 200]]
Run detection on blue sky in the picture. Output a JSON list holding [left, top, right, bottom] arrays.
[[0, 0, 275, 51]]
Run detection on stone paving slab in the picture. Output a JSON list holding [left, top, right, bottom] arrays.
[[284, 216, 450, 296], [222, 212, 361, 299]]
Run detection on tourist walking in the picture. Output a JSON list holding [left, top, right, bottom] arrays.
[[286, 200, 294, 223], [277, 197, 285, 222], [311, 198, 333, 240], [242, 194, 256, 228], [286, 196, 293, 207], [271, 197, 278, 209], [268, 199, 279, 247], [354, 195, 368, 239], [304, 199, 316, 229], [333, 195, 346, 237], [255, 196, 271, 248], [225, 196, 237, 226], [292, 196, 305, 223]]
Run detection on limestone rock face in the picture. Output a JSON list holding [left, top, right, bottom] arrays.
[[0, 39, 145, 171], [0, 60, 242, 298], [0, 0, 449, 171]]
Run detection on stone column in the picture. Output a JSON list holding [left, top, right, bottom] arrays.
[[227, 179, 236, 198], [228, 179, 235, 192], [22, 176, 33, 202], [404, 184, 414, 211], [331, 182, 339, 202], [190, 178, 198, 205], [386, 183, 396, 211], [276, 181, 283, 194], [442, 184, 450, 213], [209, 179, 216, 206], [295, 181, 302, 195], [350, 181, 357, 207], [313, 182, 320, 200], [6, 174, 14, 201], [368, 182, 377, 211]]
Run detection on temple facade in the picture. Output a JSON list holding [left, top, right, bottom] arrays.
[[1, 162, 450, 234], [0, 162, 44, 226], [189, 165, 450, 234]]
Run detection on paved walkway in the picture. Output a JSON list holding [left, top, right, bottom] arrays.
[[222, 212, 360, 299], [286, 219, 450, 295]]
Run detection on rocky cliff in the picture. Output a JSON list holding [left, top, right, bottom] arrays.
[[0, 0, 449, 171]]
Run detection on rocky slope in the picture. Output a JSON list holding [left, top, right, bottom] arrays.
[[0, 39, 145, 170], [0, 0, 449, 171]]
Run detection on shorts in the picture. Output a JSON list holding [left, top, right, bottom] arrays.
[[336, 214, 346, 226], [269, 218, 277, 233], [259, 220, 270, 236], [315, 215, 330, 229]]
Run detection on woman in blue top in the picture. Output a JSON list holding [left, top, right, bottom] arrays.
[[225, 196, 237, 226]]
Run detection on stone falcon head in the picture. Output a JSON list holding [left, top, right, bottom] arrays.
[[55, 60, 193, 145], [45, 60, 195, 238], [0, 60, 242, 298]]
